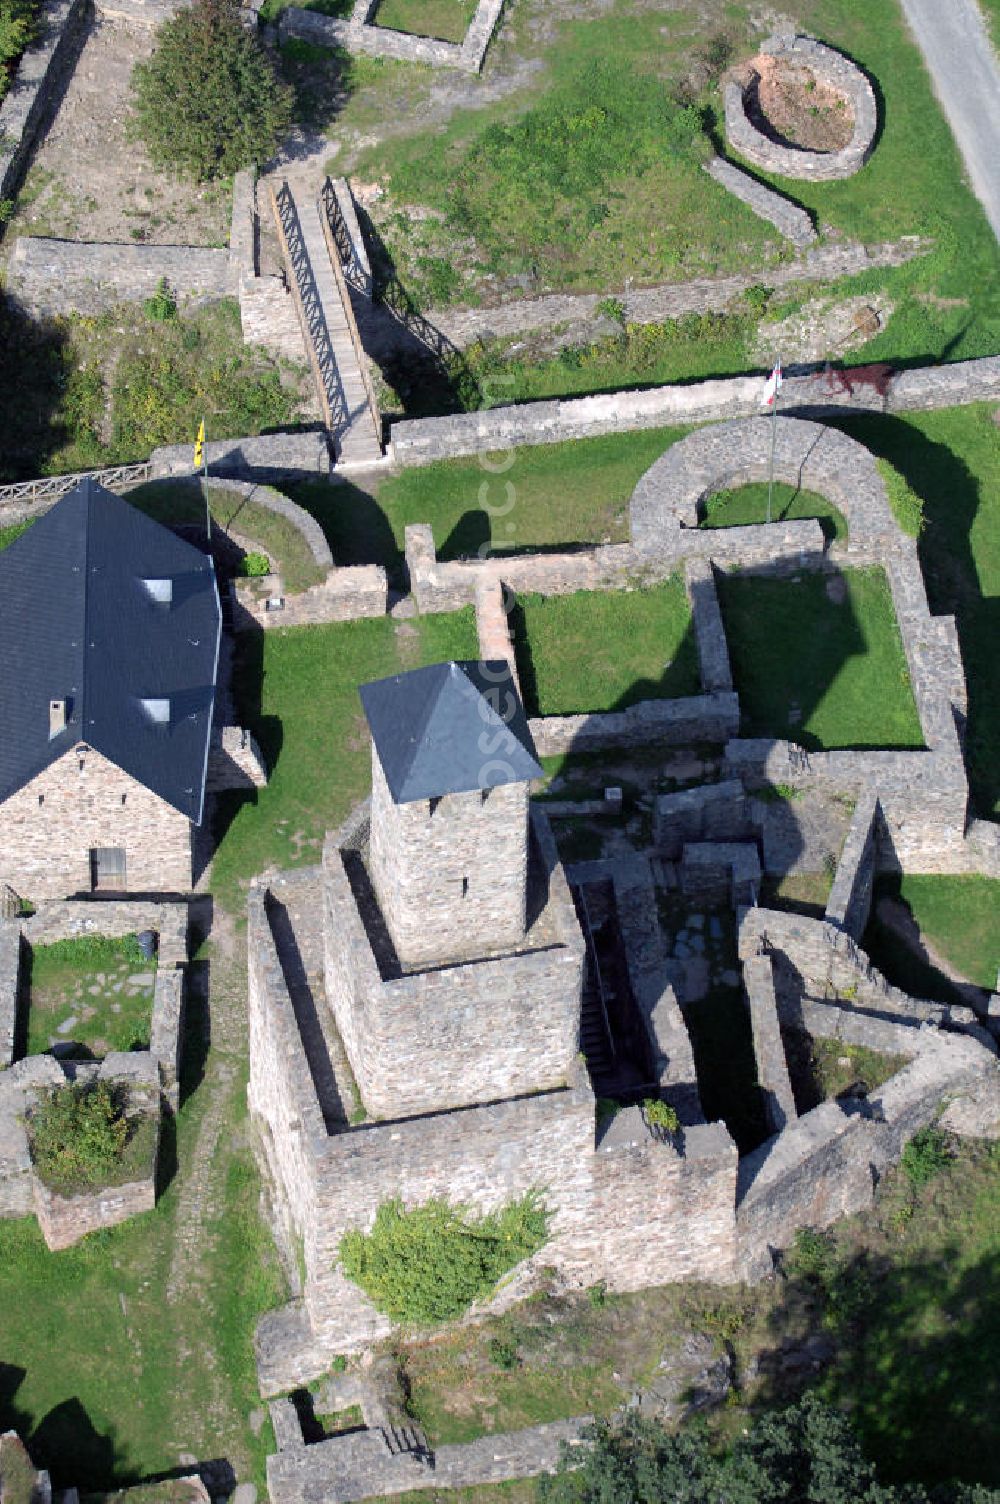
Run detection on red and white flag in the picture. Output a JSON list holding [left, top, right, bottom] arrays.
[[762, 359, 783, 408]]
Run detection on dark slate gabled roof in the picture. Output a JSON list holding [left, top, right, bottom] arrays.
[[0, 478, 221, 823], [359, 660, 542, 805]]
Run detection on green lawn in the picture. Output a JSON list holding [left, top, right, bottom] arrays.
[[25, 935, 155, 1060], [512, 579, 700, 716], [212, 609, 478, 906], [701, 481, 847, 543], [895, 875, 1000, 992], [375, 0, 477, 41], [834, 404, 1000, 819], [0, 1065, 284, 1491], [127, 480, 326, 595], [717, 566, 924, 750], [289, 426, 688, 584]]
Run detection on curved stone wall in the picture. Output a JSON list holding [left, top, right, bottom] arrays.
[[724, 34, 877, 181], [629, 416, 896, 555]]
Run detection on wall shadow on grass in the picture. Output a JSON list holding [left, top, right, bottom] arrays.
[[758, 1238, 1000, 1490], [0, 297, 75, 484]]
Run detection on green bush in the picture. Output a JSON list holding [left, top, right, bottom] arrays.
[[241, 551, 271, 578], [0, 0, 38, 106], [144, 277, 177, 322], [487, 1333, 520, 1370], [787, 1225, 838, 1287], [901, 1126, 951, 1189], [132, 0, 294, 180], [643, 1098, 680, 1133], [28, 1081, 132, 1192], [339, 1193, 549, 1324]]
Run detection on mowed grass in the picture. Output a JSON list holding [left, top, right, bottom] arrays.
[[375, 0, 477, 42], [835, 404, 1000, 819], [895, 875, 1000, 992], [512, 579, 699, 716], [127, 481, 326, 595], [289, 426, 688, 582], [701, 482, 848, 544], [0, 1071, 284, 1491], [211, 609, 478, 907], [717, 567, 924, 750]]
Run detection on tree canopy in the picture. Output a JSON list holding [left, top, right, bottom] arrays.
[[131, 0, 294, 181], [537, 1394, 1000, 1504]]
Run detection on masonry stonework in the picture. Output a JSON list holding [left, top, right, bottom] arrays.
[[0, 748, 193, 900]]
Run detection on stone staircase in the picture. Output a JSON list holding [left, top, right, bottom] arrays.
[[268, 179, 383, 467]]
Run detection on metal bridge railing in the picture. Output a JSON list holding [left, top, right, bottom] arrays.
[[0, 461, 153, 507], [270, 179, 349, 434]]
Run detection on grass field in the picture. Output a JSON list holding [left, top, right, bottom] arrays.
[[513, 579, 699, 716], [127, 480, 326, 595], [835, 404, 1000, 819], [701, 482, 848, 544], [0, 299, 305, 484], [211, 609, 478, 907], [0, 1061, 284, 1491], [894, 875, 1000, 992], [375, 0, 477, 41], [337, 0, 1000, 383], [289, 427, 688, 584], [717, 566, 924, 750], [24, 935, 155, 1060]]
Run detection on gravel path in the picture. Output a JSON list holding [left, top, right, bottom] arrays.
[[899, 0, 1000, 242]]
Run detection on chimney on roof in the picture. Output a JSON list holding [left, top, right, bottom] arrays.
[[49, 698, 67, 738]]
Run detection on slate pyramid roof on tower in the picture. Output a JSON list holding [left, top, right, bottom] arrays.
[[359, 660, 542, 805], [0, 477, 221, 822]]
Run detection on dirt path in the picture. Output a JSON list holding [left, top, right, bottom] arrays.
[[899, 0, 1000, 244]]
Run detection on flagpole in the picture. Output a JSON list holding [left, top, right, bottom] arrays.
[[201, 418, 211, 543]]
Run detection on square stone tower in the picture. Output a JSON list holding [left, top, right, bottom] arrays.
[[360, 660, 543, 969]]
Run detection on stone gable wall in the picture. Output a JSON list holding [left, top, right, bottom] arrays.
[[0, 749, 193, 900], [824, 789, 881, 939]]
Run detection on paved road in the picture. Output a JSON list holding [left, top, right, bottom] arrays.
[[899, 0, 1000, 242]]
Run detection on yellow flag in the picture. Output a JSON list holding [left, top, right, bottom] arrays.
[[194, 419, 205, 470]]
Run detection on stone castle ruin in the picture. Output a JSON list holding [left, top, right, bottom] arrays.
[[248, 418, 1000, 1394]]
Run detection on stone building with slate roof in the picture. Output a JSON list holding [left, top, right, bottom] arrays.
[[0, 479, 221, 898]]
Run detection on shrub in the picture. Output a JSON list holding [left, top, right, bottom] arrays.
[[241, 551, 271, 578], [787, 1225, 838, 1287], [144, 278, 177, 322], [132, 0, 294, 181], [643, 1098, 680, 1133], [28, 1080, 132, 1192], [339, 1193, 549, 1324], [876, 458, 926, 538], [0, 0, 38, 106], [597, 297, 627, 327], [488, 1333, 520, 1370], [901, 1126, 951, 1189]]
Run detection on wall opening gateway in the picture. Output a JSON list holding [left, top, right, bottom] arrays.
[[90, 846, 126, 892]]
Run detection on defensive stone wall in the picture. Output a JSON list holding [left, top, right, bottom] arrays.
[[151, 430, 331, 481], [280, 0, 504, 73], [684, 558, 733, 693], [529, 695, 741, 758], [325, 805, 584, 1117], [737, 1032, 993, 1278], [388, 356, 1000, 465], [0, 0, 88, 203], [724, 35, 878, 181], [824, 789, 881, 939], [0, 927, 21, 1069], [6, 238, 238, 318], [653, 780, 751, 858], [703, 156, 816, 246], [233, 565, 388, 629], [743, 954, 796, 1134]]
